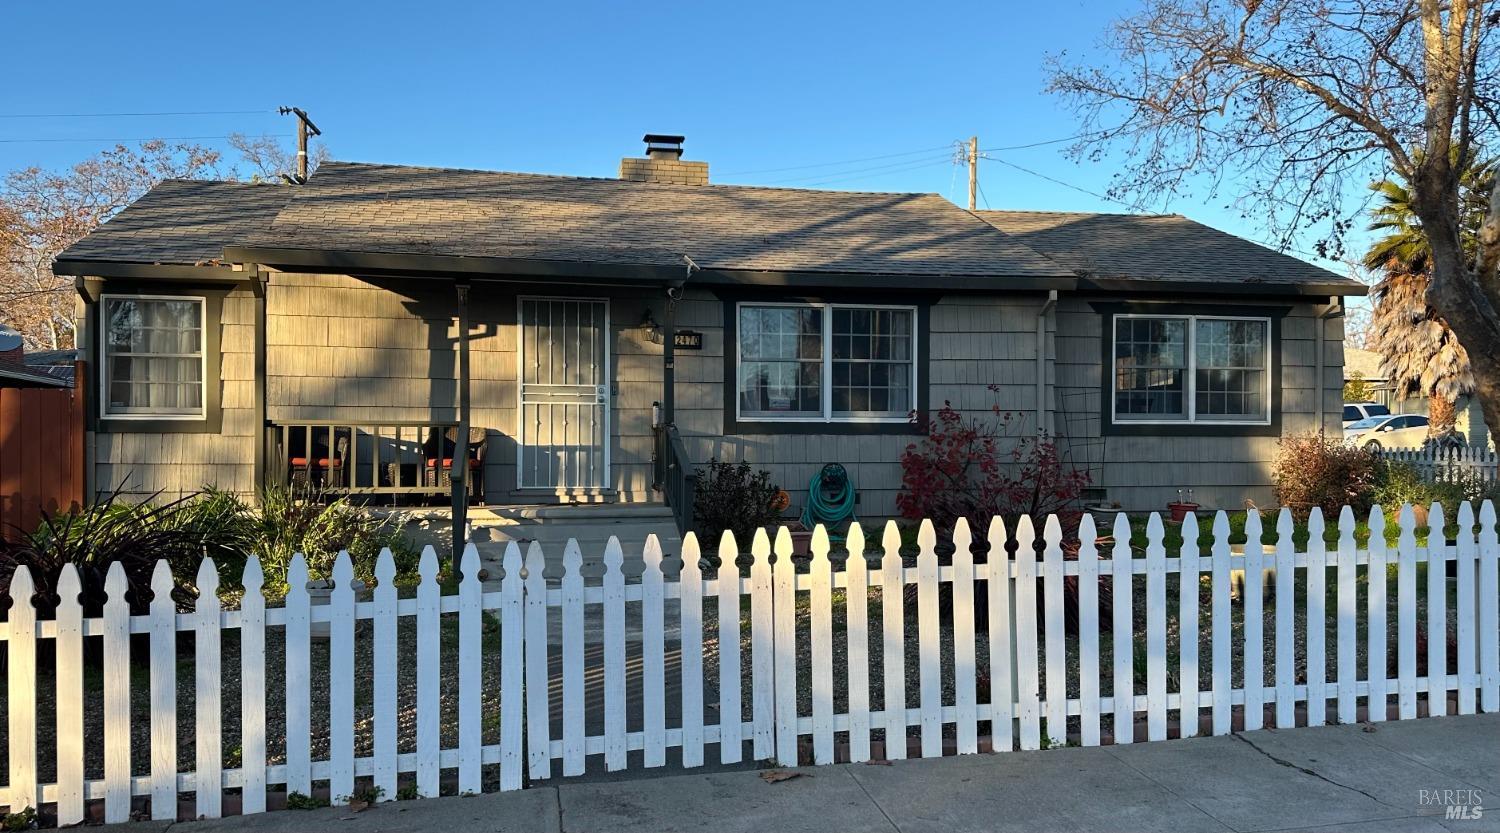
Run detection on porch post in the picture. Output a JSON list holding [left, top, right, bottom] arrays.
[[662, 288, 676, 426], [452, 280, 472, 559]]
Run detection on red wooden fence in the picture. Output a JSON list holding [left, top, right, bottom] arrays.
[[0, 362, 85, 541]]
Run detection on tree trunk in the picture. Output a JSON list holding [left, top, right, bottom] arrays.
[[1414, 169, 1500, 449]]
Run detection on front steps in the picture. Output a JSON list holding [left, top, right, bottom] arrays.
[[468, 503, 683, 588]]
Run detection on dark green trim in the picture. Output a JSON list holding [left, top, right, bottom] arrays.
[[223, 245, 1077, 293], [1091, 301, 1290, 438], [719, 292, 932, 436], [90, 282, 233, 435], [251, 275, 268, 492], [1077, 276, 1366, 297], [55, 259, 246, 282]]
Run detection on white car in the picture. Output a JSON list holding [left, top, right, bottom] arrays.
[[1342, 401, 1390, 427], [1344, 413, 1430, 450]]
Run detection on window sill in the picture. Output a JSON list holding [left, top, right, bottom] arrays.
[[723, 417, 922, 436]]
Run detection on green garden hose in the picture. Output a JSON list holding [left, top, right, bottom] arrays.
[[800, 463, 856, 535]]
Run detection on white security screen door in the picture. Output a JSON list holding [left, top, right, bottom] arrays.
[[518, 298, 610, 490]]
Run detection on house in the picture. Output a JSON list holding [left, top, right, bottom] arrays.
[[1343, 345, 1492, 447], [51, 135, 1364, 529]]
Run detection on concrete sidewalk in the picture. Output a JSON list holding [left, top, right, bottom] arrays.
[[119, 714, 1499, 833]]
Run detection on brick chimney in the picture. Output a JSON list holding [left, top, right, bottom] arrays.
[[619, 134, 708, 185], [0, 325, 24, 370]]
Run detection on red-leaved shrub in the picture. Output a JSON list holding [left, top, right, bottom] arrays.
[[896, 391, 1091, 539]]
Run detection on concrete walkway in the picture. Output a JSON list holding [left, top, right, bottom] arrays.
[[114, 714, 1498, 833]]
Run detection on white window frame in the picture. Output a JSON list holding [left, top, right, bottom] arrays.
[[735, 301, 919, 424], [1110, 313, 1272, 426], [99, 293, 208, 421]]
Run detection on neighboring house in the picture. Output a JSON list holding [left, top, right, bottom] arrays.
[[0, 326, 72, 389], [1343, 345, 1492, 448], [51, 136, 1363, 521]]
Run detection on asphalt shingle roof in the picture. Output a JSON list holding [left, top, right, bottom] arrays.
[[975, 210, 1361, 291], [236, 162, 1073, 279], [56, 179, 293, 267]]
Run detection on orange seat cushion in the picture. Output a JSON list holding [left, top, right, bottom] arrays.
[[290, 457, 342, 467], [427, 458, 480, 467]]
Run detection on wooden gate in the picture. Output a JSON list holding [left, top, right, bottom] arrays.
[[0, 363, 85, 540]]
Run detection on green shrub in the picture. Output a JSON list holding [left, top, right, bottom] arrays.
[[692, 459, 783, 544], [1272, 434, 1378, 520], [1373, 460, 1500, 511], [248, 484, 422, 595], [0, 483, 423, 611], [0, 486, 242, 616]]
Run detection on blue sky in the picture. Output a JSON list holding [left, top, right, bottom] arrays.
[[1, 0, 1365, 282]]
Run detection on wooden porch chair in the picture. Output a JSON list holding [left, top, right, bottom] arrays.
[[286, 427, 350, 490], [423, 426, 489, 503]]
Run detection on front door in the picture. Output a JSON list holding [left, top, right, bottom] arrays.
[[518, 297, 610, 491]]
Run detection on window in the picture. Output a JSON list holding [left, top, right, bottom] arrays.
[[738, 302, 916, 421], [1112, 315, 1270, 424], [1343, 404, 1361, 422], [102, 296, 206, 418]]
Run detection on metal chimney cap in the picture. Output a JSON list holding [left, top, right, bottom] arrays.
[[643, 134, 685, 145]]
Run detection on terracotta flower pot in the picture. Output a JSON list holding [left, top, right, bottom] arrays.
[[1167, 502, 1200, 523]]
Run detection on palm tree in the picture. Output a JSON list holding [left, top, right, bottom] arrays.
[[1362, 154, 1494, 435]]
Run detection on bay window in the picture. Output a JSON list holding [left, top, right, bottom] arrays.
[[738, 302, 916, 422], [1112, 314, 1270, 424], [102, 295, 206, 418]]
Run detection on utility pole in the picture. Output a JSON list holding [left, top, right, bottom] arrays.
[[278, 106, 322, 183], [967, 135, 979, 211]]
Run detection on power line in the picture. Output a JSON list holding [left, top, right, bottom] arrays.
[[0, 134, 243, 144], [798, 158, 948, 187], [985, 155, 1128, 206], [0, 109, 273, 119], [718, 144, 953, 177], [758, 153, 954, 186], [979, 130, 1110, 154], [801, 158, 952, 188]]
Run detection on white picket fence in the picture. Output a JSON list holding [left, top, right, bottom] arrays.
[[3, 503, 1500, 824], [1378, 445, 1500, 484]]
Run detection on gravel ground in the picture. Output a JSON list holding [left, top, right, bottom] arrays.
[[0, 556, 1459, 785]]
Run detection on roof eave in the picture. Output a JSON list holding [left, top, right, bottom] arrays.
[[53, 258, 247, 282], [0, 365, 70, 388], [1077, 275, 1368, 297], [223, 245, 1080, 292]]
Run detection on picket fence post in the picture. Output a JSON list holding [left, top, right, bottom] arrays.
[[148, 560, 177, 819], [1480, 501, 1500, 711], [414, 546, 442, 795], [241, 556, 268, 814], [952, 519, 979, 755], [1014, 515, 1041, 750], [845, 523, 872, 763], [103, 561, 131, 824], [1368, 507, 1389, 722], [7, 567, 37, 815], [916, 519, 942, 757], [55, 564, 84, 825], [987, 517, 1015, 753], [1110, 513, 1133, 744], [1077, 514, 1101, 746], [328, 552, 355, 806], [881, 521, 907, 760], [810, 525, 836, 764], [1178, 512, 1201, 738], [284, 554, 312, 797], [371, 549, 397, 802], [525, 541, 553, 780], [716, 531, 744, 765]]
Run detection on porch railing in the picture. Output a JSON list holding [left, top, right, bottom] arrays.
[[268, 421, 465, 498], [654, 423, 696, 534]]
